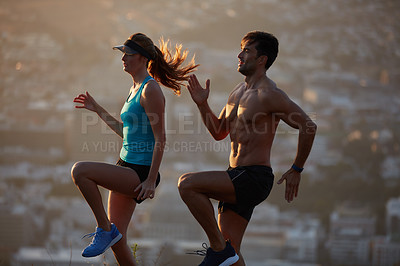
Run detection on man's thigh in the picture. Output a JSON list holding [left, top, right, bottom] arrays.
[[180, 170, 236, 204]]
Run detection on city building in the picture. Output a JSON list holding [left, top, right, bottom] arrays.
[[0, 205, 34, 264], [371, 236, 400, 266], [326, 201, 376, 265], [387, 197, 400, 240]]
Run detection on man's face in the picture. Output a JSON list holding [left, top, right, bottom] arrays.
[[237, 41, 259, 76]]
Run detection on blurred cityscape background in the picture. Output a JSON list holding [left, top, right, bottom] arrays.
[[0, 0, 399, 265]]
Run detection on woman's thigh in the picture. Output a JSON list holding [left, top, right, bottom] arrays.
[[73, 161, 142, 198]]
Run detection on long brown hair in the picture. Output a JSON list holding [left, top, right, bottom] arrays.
[[129, 33, 198, 95]]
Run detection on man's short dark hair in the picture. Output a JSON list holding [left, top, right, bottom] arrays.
[[241, 31, 279, 70]]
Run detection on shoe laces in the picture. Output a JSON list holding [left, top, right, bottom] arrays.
[[186, 243, 209, 256], [82, 229, 102, 245]]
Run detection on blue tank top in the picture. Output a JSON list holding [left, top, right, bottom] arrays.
[[120, 76, 155, 165]]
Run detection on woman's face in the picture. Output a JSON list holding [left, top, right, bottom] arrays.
[[121, 53, 146, 74]]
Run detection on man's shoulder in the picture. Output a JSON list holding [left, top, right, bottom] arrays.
[[232, 82, 246, 93], [228, 82, 246, 99], [256, 82, 291, 112], [257, 80, 281, 97]]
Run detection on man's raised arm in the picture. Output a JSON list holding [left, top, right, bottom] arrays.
[[187, 75, 229, 141]]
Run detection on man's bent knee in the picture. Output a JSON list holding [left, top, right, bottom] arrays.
[[177, 173, 195, 195]]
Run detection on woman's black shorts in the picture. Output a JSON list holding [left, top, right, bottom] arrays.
[[116, 158, 161, 204]]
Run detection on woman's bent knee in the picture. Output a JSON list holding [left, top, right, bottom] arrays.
[[71, 161, 89, 185]]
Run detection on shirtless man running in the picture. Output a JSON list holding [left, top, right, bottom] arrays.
[[178, 31, 317, 266]]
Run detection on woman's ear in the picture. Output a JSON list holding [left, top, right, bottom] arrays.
[[140, 55, 150, 65]]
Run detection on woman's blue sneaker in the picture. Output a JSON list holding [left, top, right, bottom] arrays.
[[81, 223, 122, 257]]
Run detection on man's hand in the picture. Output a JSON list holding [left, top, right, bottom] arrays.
[[187, 74, 210, 106], [277, 168, 301, 203]]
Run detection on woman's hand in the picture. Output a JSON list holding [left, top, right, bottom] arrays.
[[73, 91, 99, 113], [134, 178, 156, 200]]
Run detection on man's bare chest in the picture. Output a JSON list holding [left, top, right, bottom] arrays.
[[225, 90, 268, 124]]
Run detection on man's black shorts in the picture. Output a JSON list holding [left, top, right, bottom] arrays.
[[116, 158, 161, 204], [218, 165, 274, 221]]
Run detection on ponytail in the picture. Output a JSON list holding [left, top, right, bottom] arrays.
[[148, 38, 198, 95], [129, 33, 198, 95]]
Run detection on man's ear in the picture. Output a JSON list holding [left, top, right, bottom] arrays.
[[258, 55, 268, 67]]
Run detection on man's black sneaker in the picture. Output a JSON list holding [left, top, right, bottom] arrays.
[[198, 240, 239, 266]]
